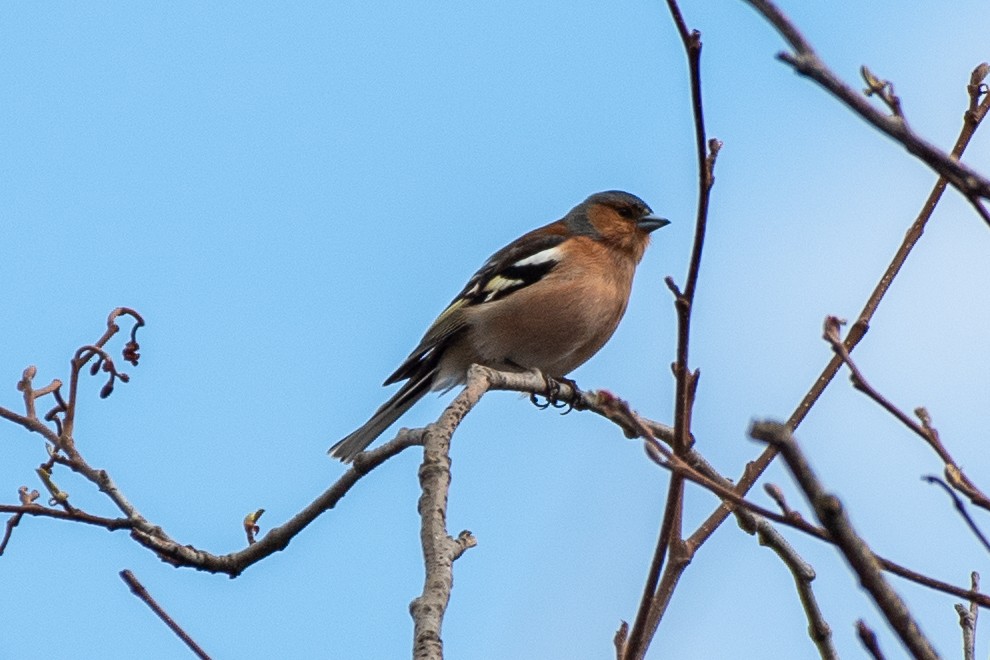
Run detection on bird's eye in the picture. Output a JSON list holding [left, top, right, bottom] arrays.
[[617, 205, 638, 219]]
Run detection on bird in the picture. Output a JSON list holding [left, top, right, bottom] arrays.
[[329, 190, 669, 462]]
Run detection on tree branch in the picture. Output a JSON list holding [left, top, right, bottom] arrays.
[[623, 1, 721, 656], [751, 421, 941, 660], [822, 315, 990, 516], [740, 515, 837, 659], [409, 371, 484, 660], [6, 343, 987, 621], [741, 0, 990, 224], [856, 620, 887, 660], [632, 420, 990, 609], [955, 572, 980, 660], [120, 569, 211, 660], [688, 60, 990, 551]]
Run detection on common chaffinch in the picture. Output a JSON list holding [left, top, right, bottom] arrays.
[[329, 190, 669, 462]]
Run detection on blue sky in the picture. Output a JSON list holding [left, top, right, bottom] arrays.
[[2, 2, 989, 658]]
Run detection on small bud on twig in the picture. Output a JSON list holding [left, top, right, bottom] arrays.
[[244, 509, 265, 545]]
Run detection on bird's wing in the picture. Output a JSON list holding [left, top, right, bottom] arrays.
[[383, 231, 567, 385]]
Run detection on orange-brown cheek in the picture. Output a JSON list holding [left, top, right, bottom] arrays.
[[586, 207, 649, 260]]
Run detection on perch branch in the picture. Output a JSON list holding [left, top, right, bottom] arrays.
[[5, 333, 987, 617], [409, 372, 484, 660]]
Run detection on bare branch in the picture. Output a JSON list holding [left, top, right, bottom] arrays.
[[5, 308, 986, 658], [0, 511, 22, 556], [823, 316, 990, 514], [624, 477, 688, 660], [741, 0, 990, 223], [128, 429, 425, 575], [627, 417, 990, 609], [764, 483, 797, 519], [120, 569, 211, 660], [955, 572, 980, 660], [751, 421, 940, 660], [509, 362, 990, 634], [60, 308, 145, 444], [613, 621, 629, 660], [955, 603, 976, 660], [409, 371, 485, 659], [0, 403, 61, 446], [0, 503, 132, 531], [623, 1, 720, 657], [7, 341, 989, 621], [922, 477, 990, 554], [741, 515, 836, 659], [15, 366, 63, 424], [689, 61, 990, 550], [856, 620, 887, 660]]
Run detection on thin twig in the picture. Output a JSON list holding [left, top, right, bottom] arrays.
[[623, 1, 720, 656], [823, 316, 990, 514], [687, 60, 990, 552], [0, 512, 24, 555], [741, 0, 990, 223], [60, 308, 144, 444], [739, 515, 836, 659], [119, 569, 211, 660], [0, 487, 41, 555], [0, 404, 61, 445], [923, 477, 990, 553], [970, 572, 980, 649], [628, 419, 990, 609], [877, 556, 988, 611], [955, 603, 976, 660], [764, 483, 796, 518], [856, 620, 887, 660], [624, 477, 686, 660], [0, 503, 132, 530], [613, 621, 629, 660], [751, 421, 940, 660], [129, 430, 425, 575]]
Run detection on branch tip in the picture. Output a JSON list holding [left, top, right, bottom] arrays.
[[748, 420, 792, 447], [855, 620, 885, 660]]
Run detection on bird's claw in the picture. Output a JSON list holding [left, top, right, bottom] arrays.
[[529, 392, 551, 410], [529, 374, 577, 414]]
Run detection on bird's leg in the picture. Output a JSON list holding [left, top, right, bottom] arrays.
[[528, 375, 551, 409]]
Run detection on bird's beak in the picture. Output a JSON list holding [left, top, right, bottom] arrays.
[[637, 213, 671, 233]]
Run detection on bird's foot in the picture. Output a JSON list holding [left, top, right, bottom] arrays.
[[528, 371, 577, 413]]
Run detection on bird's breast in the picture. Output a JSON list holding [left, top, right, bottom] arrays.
[[461, 259, 635, 377]]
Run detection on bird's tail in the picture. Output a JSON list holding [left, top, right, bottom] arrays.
[[329, 369, 436, 462]]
